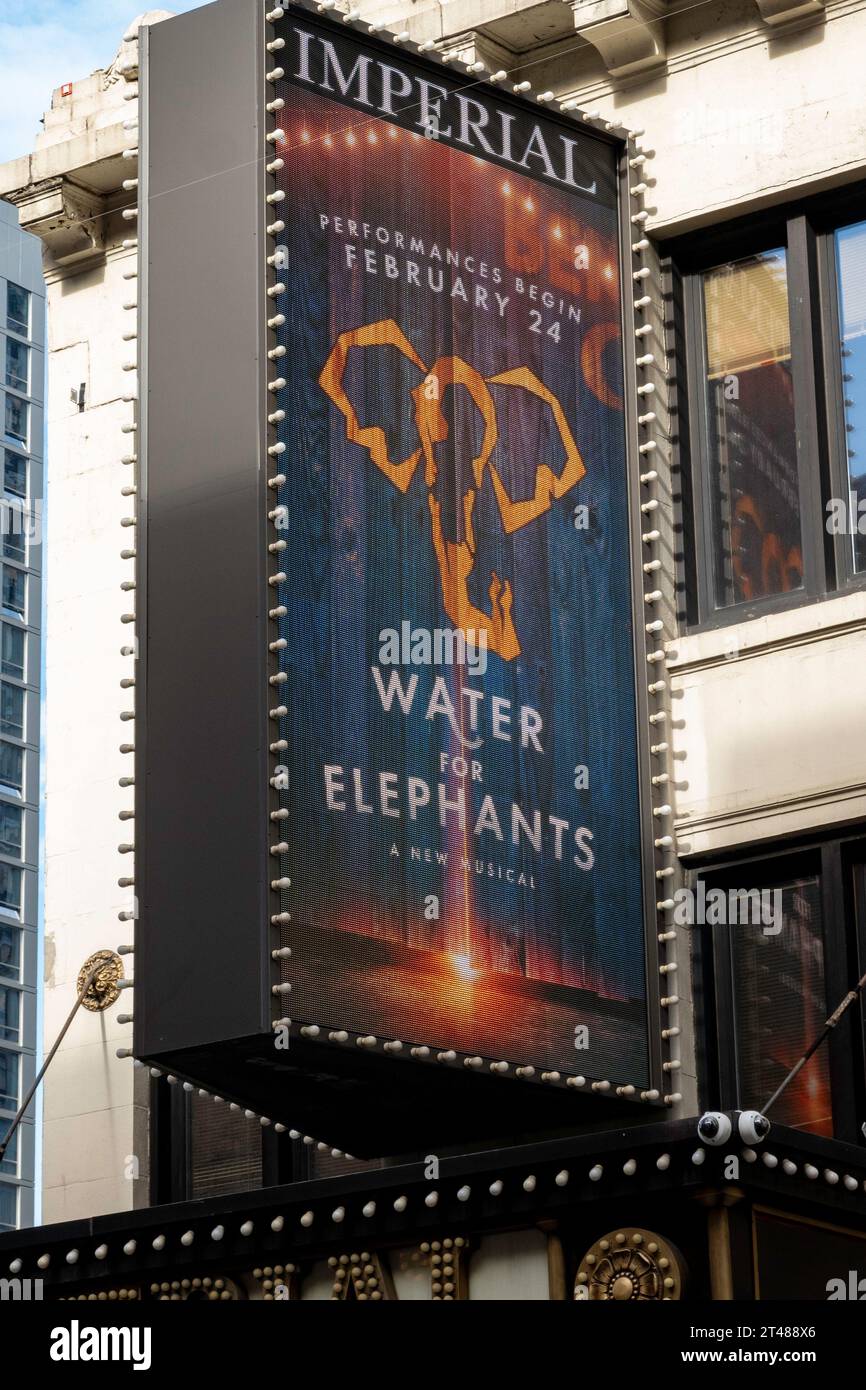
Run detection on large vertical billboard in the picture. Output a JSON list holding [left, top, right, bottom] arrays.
[[269, 9, 651, 1087]]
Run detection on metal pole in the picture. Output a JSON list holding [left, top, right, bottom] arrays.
[[761, 967, 866, 1117], [0, 964, 103, 1162]]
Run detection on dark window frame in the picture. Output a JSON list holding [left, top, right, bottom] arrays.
[[4, 339, 28, 395], [0, 923, 21, 980], [6, 283, 30, 339], [693, 828, 866, 1148], [1, 566, 26, 620], [0, 683, 25, 741], [3, 393, 29, 450], [0, 801, 23, 861], [0, 1179, 18, 1231], [3, 448, 27, 500], [0, 741, 24, 798], [0, 984, 20, 1044], [664, 181, 866, 631], [0, 859, 22, 913], [0, 624, 25, 683], [0, 1120, 17, 1176], [0, 1046, 19, 1111], [149, 1077, 297, 1204]]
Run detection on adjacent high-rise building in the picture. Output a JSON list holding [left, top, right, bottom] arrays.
[[0, 197, 43, 1233]]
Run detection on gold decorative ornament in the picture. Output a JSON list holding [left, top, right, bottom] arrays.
[[77, 950, 125, 1013], [575, 1229, 686, 1301]]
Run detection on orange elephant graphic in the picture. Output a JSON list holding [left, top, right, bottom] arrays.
[[318, 319, 586, 661]]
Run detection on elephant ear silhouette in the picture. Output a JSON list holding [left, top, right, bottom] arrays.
[[484, 367, 586, 533], [318, 319, 427, 494], [318, 320, 587, 663]]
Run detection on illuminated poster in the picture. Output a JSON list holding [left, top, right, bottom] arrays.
[[271, 11, 649, 1084]]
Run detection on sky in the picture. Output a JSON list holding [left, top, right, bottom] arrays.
[[0, 1, 207, 164]]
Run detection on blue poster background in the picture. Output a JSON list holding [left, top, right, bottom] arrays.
[[271, 67, 649, 1084]]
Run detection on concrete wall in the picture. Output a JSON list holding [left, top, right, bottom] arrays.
[[39, 242, 149, 1220], [0, 20, 154, 1223]]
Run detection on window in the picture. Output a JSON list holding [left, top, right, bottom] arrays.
[[1, 625, 23, 681], [0, 746, 22, 800], [3, 451, 26, 499], [0, 1181, 17, 1231], [0, 862, 21, 913], [4, 340, 27, 394], [1, 568, 25, 618], [0, 686, 23, 741], [3, 396, 27, 448], [834, 221, 866, 575], [0, 1049, 17, 1110], [0, 805, 22, 861], [0, 925, 20, 980], [670, 190, 866, 627], [700, 253, 802, 610], [187, 1091, 264, 1199], [6, 283, 29, 336], [0, 745, 23, 798], [0, 1123, 17, 1177], [731, 876, 832, 1136], [2, 526, 24, 565], [0, 987, 19, 1044], [700, 834, 866, 1145]]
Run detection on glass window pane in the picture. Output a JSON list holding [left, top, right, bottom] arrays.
[[4, 396, 27, 448], [702, 251, 803, 610], [5, 340, 28, 394], [732, 876, 832, 1138], [0, 745, 22, 797], [0, 1049, 18, 1110], [0, 805, 22, 861], [1, 626, 23, 681], [0, 862, 21, 912], [6, 283, 29, 336], [0, 987, 19, 1043], [1, 570, 24, 618], [2, 530, 24, 565], [0, 1179, 17, 1229], [0, 925, 20, 979], [835, 221, 866, 573], [3, 451, 26, 499], [188, 1091, 263, 1199], [0, 685, 23, 740], [0, 1122, 17, 1176]]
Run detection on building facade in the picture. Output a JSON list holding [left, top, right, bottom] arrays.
[[0, 198, 43, 1235], [1, 0, 866, 1301]]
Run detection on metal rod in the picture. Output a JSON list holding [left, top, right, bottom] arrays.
[[0, 964, 103, 1162], [761, 968, 866, 1117]]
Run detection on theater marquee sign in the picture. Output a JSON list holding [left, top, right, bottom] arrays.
[[137, 0, 662, 1141], [269, 10, 651, 1083]]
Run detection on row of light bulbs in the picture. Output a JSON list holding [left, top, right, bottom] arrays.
[[10, 1137, 866, 1278]]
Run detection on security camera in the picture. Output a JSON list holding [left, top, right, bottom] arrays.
[[737, 1110, 771, 1145], [697, 1111, 732, 1146]]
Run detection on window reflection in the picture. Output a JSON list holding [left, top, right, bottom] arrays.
[[732, 877, 832, 1138], [702, 251, 803, 609], [3, 396, 27, 448], [835, 221, 866, 573], [6, 283, 29, 337]]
